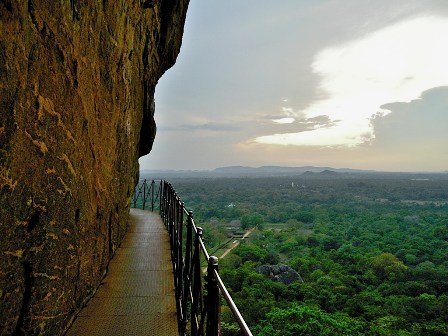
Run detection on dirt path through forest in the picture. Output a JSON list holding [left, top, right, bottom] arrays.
[[220, 227, 256, 259]]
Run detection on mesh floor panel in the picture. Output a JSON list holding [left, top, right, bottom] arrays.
[[66, 209, 178, 336]]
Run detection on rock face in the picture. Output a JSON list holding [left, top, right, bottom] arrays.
[[0, 1, 189, 335], [256, 265, 304, 285]]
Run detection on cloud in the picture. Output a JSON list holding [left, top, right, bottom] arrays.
[[146, 2, 448, 171], [255, 15, 448, 147], [257, 114, 342, 146], [256, 126, 360, 147], [273, 117, 295, 124], [158, 122, 241, 132], [371, 86, 448, 144], [363, 86, 448, 170], [305, 115, 339, 128], [282, 107, 294, 114]]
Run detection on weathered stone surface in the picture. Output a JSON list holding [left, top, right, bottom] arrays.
[[271, 265, 281, 275], [256, 265, 271, 277], [0, 1, 189, 335], [255, 264, 304, 285]]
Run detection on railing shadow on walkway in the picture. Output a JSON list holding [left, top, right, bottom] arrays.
[[131, 179, 253, 336]]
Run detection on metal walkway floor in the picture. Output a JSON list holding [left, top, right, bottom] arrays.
[[66, 209, 177, 336]]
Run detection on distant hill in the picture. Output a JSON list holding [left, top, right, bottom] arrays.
[[140, 166, 448, 180], [141, 165, 374, 179], [301, 170, 341, 178], [212, 165, 373, 176]]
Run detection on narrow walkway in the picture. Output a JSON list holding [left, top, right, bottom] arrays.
[[66, 209, 177, 336]]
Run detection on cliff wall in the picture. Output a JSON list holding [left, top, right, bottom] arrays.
[[0, 1, 189, 334]]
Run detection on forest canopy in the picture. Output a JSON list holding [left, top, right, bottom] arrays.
[[143, 172, 448, 335]]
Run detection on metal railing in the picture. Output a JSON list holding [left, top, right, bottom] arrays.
[[131, 179, 160, 211], [131, 179, 253, 336]]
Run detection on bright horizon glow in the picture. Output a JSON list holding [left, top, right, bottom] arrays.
[[255, 16, 448, 147], [273, 117, 295, 124]]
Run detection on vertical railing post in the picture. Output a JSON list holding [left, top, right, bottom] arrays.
[[206, 256, 221, 336], [177, 201, 184, 302], [191, 227, 203, 335], [151, 180, 155, 211], [181, 211, 193, 335], [159, 180, 163, 214], [169, 190, 175, 252], [161, 181, 166, 222], [142, 179, 147, 210], [174, 198, 184, 329]]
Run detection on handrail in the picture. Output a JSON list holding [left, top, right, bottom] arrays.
[[214, 269, 252, 334], [131, 179, 253, 336]]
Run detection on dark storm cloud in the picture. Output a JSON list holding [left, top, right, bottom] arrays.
[[371, 86, 448, 146]]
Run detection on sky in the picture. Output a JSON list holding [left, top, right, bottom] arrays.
[[139, 0, 448, 172]]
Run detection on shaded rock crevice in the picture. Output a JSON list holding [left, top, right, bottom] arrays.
[[12, 261, 33, 336]]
